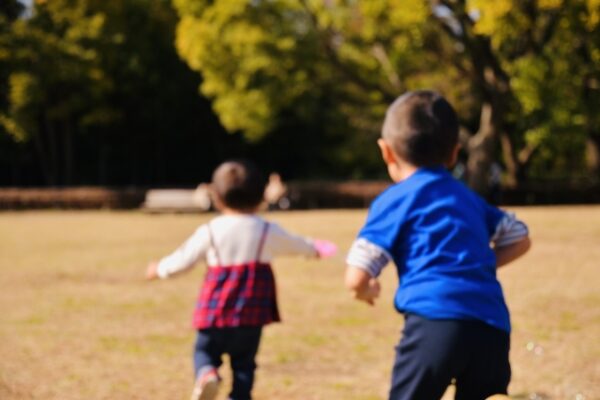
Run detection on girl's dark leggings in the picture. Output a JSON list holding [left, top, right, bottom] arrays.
[[194, 326, 262, 400]]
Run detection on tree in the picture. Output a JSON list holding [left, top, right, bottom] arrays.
[[0, 0, 23, 21], [0, 0, 228, 186], [1, 0, 113, 185], [174, 0, 600, 191], [0, 1, 25, 184], [173, 0, 455, 178], [0, 0, 24, 132], [435, 0, 600, 190]]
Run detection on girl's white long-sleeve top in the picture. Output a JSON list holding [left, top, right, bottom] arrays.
[[157, 214, 317, 278]]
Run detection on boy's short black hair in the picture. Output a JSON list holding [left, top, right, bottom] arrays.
[[211, 160, 266, 211], [382, 90, 459, 167]]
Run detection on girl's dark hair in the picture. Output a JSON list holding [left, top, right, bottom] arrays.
[[211, 160, 266, 210], [382, 90, 459, 167]]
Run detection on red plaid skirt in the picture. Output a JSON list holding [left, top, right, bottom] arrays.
[[193, 261, 280, 329]]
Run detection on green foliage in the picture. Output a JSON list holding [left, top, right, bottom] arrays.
[[172, 0, 459, 176], [175, 0, 316, 139], [173, 0, 449, 137], [0, 0, 24, 22], [0, 0, 226, 186], [173, 0, 600, 183], [1, 0, 599, 185], [1, 0, 111, 142], [1, 72, 39, 142], [469, 0, 600, 177]]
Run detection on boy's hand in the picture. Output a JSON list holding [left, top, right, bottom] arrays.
[[345, 267, 380, 306], [145, 261, 160, 280], [354, 278, 381, 306]]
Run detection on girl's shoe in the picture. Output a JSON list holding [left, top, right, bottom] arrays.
[[190, 368, 220, 400]]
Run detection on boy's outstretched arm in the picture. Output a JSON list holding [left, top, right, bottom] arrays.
[[495, 236, 531, 268], [345, 266, 381, 306], [345, 238, 390, 306]]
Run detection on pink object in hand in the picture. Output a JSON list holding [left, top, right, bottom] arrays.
[[314, 239, 338, 258]]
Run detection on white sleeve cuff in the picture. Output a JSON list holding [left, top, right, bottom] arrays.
[[346, 238, 391, 277], [156, 260, 171, 279], [491, 212, 529, 247]]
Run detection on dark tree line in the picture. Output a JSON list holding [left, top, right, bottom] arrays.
[[0, 0, 348, 187], [1, 0, 599, 193]]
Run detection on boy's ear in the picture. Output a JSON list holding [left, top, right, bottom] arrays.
[[377, 139, 397, 166], [447, 143, 461, 168]]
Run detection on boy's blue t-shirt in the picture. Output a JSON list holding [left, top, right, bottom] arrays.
[[358, 167, 510, 332]]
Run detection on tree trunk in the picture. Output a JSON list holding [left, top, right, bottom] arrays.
[[585, 135, 600, 178], [64, 120, 73, 186], [467, 102, 498, 195], [98, 142, 108, 186], [155, 126, 165, 184], [10, 146, 21, 185], [443, 6, 516, 195], [33, 114, 54, 185], [45, 116, 59, 186], [499, 132, 519, 188]]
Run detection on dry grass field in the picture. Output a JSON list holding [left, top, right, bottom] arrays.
[[0, 207, 598, 400]]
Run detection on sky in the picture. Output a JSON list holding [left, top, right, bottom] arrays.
[[18, 0, 33, 18]]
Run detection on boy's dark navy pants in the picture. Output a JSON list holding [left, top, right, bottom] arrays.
[[194, 326, 262, 400], [390, 314, 511, 400]]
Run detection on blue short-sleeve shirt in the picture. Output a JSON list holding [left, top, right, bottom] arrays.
[[358, 167, 510, 332]]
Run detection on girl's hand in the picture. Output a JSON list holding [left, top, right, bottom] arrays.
[[145, 261, 160, 280], [313, 239, 338, 258]]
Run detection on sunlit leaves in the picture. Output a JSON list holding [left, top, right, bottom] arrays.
[[0, 73, 39, 141], [174, 0, 317, 138], [173, 0, 439, 142]]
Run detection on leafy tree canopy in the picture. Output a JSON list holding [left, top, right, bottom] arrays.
[[174, 0, 600, 189]]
